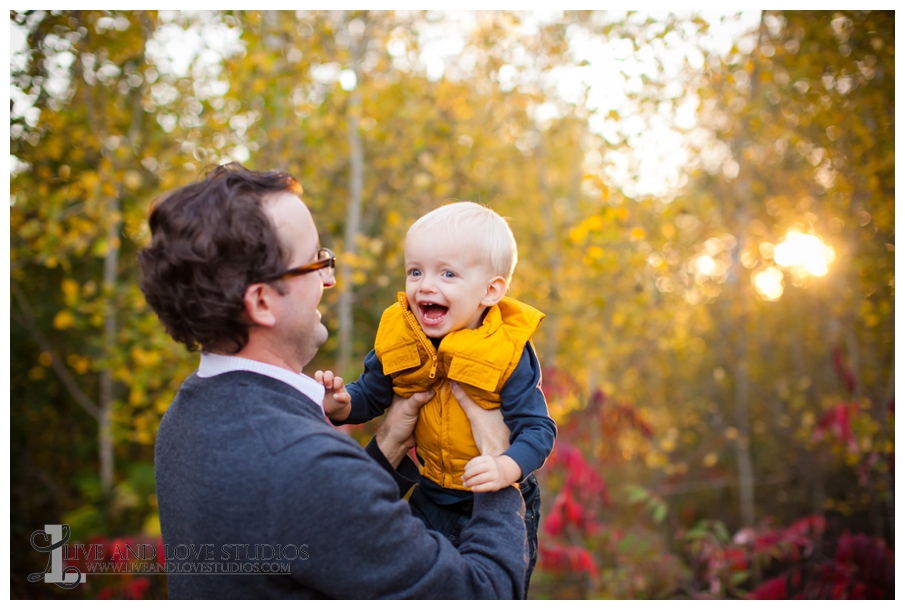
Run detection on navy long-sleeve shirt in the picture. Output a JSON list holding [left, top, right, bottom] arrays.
[[341, 342, 557, 504]]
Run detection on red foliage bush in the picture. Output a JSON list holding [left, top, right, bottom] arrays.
[[538, 541, 598, 578], [813, 402, 859, 452], [748, 530, 894, 599]]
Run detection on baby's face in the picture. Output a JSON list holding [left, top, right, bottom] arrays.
[[404, 229, 497, 338]]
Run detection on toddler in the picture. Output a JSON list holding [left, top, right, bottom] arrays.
[[318, 202, 556, 594]]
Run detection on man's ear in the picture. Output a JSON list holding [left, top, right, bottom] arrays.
[[243, 282, 278, 328], [481, 276, 508, 307]]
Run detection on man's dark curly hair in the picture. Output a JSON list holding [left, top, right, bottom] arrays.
[[138, 163, 302, 353]]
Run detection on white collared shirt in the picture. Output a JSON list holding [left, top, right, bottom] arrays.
[[197, 352, 326, 415]]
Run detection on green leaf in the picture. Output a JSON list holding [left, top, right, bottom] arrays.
[[652, 503, 668, 524], [714, 521, 731, 544], [625, 484, 650, 503], [730, 570, 750, 585]]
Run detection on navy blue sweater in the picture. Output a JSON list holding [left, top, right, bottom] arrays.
[[155, 371, 527, 599]]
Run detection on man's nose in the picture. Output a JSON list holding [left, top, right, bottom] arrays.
[[322, 273, 336, 288]]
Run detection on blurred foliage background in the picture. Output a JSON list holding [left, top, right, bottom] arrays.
[[9, 10, 894, 599]]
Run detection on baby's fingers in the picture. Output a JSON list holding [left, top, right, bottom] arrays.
[[463, 456, 491, 479], [468, 481, 503, 493], [462, 469, 498, 491], [319, 370, 336, 389]]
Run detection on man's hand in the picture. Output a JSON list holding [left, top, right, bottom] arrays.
[[315, 370, 351, 421], [462, 454, 522, 492], [375, 389, 434, 468], [450, 381, 511, 457]]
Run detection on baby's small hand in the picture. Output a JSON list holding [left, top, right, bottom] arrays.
[[462, 454, 521, 493], [315, 370, 352, 421]]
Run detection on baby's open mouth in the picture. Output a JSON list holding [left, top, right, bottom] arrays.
[[419, 302, 448, 324]]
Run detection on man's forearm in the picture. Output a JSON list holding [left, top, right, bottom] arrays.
[[373, 388, 433, 468], [364, 436, 419, 497], [374, 423, 413, 469]]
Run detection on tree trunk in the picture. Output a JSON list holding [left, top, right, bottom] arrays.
[[99, 198, 120, 496], [733, 315, 756, 529], [534, 131, 560, 366], [336, 16, 365, 376]]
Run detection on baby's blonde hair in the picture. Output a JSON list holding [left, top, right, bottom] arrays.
[[406, 202, 518, 285]]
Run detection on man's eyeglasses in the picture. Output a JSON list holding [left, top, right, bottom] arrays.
[[259, 247, 335, 283]]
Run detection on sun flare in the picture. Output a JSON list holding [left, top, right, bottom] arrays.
[[773, 230, 835, 277]]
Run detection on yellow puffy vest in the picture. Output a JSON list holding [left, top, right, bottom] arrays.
[[374, 292, 545, 491]]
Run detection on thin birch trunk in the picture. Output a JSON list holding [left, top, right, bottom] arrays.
[[336, 16, 365, 376], [99, 198, 120, 496]]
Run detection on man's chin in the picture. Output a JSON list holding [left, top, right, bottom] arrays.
[[316, 323, 329, 346]]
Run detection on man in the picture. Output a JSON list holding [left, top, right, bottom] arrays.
[[138, 163, 527, 599]]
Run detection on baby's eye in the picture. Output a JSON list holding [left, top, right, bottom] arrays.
[[407, 269, 422, 278], [442, 270, 457, 279]]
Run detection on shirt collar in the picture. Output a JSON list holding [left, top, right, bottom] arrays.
[[197, 352, 325, 415]]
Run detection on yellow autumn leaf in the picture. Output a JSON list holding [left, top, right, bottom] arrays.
[[80, 171, 100, 191], [115, 366, 133, 384], [61, 279, 80, 306], [131, 346, 161, 367], [53, 310, 76, 330], [584, 215, 604, 232], [92, 239, 109, 258], [569, 226, 587, 244], [129, 387, 146, 406], [155, 397, 171, 414], [74, 357, 91, 374], [644, 451, 667, 469], [142, 513, 161, 537]]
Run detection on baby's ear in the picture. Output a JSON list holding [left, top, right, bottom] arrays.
[[481, 276, 508, 306]]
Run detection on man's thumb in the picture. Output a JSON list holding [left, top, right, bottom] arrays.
[[411, 388, 435, 406]]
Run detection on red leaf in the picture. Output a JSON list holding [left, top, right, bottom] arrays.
[[750, 574, 789, 599], [832, 345, 857, 394], [539, 541, 598, 578]]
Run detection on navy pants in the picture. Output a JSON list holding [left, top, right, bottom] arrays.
[[408, 474, 540, 598]]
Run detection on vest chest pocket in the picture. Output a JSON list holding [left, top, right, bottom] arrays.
[[447, 355, 503, 393], [379, 341, 422, 375]]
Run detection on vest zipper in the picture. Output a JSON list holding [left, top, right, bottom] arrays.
[[399, 294, 438, 379]]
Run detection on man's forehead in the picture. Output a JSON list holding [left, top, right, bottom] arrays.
[[262, 189, 305, 208], [263, 191, 314, 222], [262, 191, 318, 252]]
